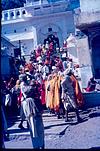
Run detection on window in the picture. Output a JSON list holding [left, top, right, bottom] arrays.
[[22, 10, 26, 14], [34, 7, 40, 10], [16, 11, 20, 16], [48, 28, 52, 32], [5, 13, 8, 18], [11, 12, 14, 17]]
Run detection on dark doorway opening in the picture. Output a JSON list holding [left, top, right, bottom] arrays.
[[92, 35, 100, 79]]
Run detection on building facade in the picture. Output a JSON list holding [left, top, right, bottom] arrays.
[[1, 0, 100, 88], [1, 0, 79, 58], [1, 35, 15, 78], [74, 0, 100, 87]]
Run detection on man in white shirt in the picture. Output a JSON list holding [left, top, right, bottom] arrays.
[[42, 63, 49, 78]]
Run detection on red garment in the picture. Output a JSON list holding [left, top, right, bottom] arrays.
[[41, 80, 46, 105], [28, 63, 34, 72], [36, 51, 41, 59], [56, 60, 63, 71], [45, 59, 49, 65], [17, 91, 22, 106], [25, 63, 34, 72], [32, 81, 42, 100], [86, 80, 96, 92], [49, 42, 53, 51], [46, 50, 51, 58], [86, 87, 95, 92], [63, 42, 67, 48]]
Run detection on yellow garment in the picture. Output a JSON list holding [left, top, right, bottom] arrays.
[[45, 74, 64, 110], [53, 75, 61, 111], [49, 78, 56, 109], [45, 78, 55, 109]]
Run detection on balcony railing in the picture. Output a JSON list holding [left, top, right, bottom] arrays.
[[1, 0, 80, 22], [1, 0, 69, 22], [24, 0, 66, 7], [1, 8, 28, 22]]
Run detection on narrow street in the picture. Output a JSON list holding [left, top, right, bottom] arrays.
[[5, 107, 100, 149]]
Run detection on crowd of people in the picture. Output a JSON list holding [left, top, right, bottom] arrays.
[[1, 32, 97, 148]]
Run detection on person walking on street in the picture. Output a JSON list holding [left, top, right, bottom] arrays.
[[18, 74, 28, 129], [22, 84, 44, 149], [61, 69, 83, 123]]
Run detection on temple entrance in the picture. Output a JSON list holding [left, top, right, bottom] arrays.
[[92, 35, 100, 79], [38, 23, 63, 46]]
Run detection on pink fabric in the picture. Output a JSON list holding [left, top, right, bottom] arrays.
[[17, 91, 22, 105], [41, 80, 46, 105]]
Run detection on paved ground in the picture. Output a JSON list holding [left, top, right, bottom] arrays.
[[4, 106, 100, 149]]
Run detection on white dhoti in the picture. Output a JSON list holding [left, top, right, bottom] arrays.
[[22, 97, 44, 149], [63, 93, 77, 111]]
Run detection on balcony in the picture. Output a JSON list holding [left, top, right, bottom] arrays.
[[1, 0, 69, 22], [24, 0, 66, 7], [1, 8, 29, 22], [1, 0, 80, 22], [24, 0, 69, 16], [24, 0, 48, 7]]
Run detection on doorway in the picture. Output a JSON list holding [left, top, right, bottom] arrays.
[[92, 35, 100, 79]]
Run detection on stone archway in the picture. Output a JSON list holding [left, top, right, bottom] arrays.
[[37, 23, 63, 46], [91, 35, 100, 79]]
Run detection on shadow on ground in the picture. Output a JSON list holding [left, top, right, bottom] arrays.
[[89, 112, 100, 118], [7, 117, 21, 128], [80, 106, 100, 119], [8, 128, 29, 134], [44, 122, 68, 129]]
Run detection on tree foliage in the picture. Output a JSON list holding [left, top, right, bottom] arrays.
[[1, 0, 26, 10]]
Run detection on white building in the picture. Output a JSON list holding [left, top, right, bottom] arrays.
[[1, 34, 15, 57], [1, 0, 79, 60], [3, 0, 99, 88], [1, 35, 15, 77], [74, 0, 100, 87]]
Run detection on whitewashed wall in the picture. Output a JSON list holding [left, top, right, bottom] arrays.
[[80, 0, 100, 12], [2, 11, 75, 56]]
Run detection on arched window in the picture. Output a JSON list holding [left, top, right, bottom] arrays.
[[5, 13, 8, 18], [10, 12, 14, 17], [16, 11, 20, 16], [22, 10, 26, 14]]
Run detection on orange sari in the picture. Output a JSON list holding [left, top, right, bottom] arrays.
[[45, 74, 61, 110], [45, 78, 55, 109], [53, 75, 61, 111], [70, 74, 84, 107]]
